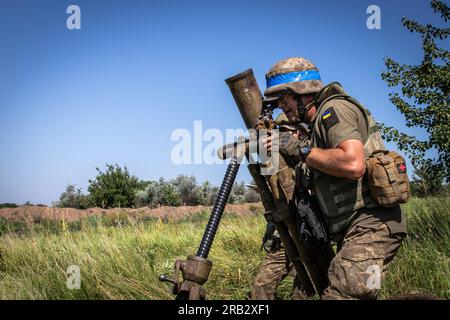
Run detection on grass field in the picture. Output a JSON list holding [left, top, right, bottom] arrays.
[[0, 198, 448, 299]]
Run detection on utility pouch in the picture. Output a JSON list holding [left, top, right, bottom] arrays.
[[366, 150, 410, 207]]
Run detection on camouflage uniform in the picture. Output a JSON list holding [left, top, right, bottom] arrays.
[[323, 215, 405, 299], [251, 114, 310, 300], [251, 223, 307, 300], [263, 58, 407, 300], [309, 83, 407, 300]]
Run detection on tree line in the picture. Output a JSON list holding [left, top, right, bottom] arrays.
[[54, 164, 260, 209]]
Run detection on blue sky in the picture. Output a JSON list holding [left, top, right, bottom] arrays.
[[0, 0, 447, 205]]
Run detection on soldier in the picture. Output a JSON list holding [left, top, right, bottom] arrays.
[[262, 57, 407, 300], [251, 221, 306, 300], [251, 113, 309, 300]]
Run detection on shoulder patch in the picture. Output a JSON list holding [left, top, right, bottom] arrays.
[[321, 107, 339, 131]]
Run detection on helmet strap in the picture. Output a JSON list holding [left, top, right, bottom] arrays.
[[294, 95, 306, 123], [304, 100, 315, 111]]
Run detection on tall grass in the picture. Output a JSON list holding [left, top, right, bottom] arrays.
[[381, 197, 449, 299], [0, 197, 448, 299]]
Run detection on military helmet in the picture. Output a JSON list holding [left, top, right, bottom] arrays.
[[275, 112, 299, 131], [264, 57, 324, 102]]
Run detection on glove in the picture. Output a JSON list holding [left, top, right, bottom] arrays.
[[277, 132, 303, 162], [261, 222, 277, 252]]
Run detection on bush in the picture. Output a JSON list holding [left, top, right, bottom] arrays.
[[134, 178, 182, 208], [410, 160, 446, 197], [134, 190, 148, 208], [229, 181, 246, 204], [198, 181, 219, 206], [133, 176, 259, 208], [88, 164, 145, 208], [171, 175, 203, 206], [244, 186, 260, 203], [0, 203, 18, 209], [155, 178, 182, 207], [0, 217, 7, 236], [57, 184, 90, 209]]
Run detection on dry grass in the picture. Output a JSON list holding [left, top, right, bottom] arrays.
[[0, 198, 448, 300]]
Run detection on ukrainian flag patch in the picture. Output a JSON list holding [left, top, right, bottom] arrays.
[[322, 110, 332, 120], [321, 107, 339, 131]]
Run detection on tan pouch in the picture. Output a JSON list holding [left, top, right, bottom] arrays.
[[366, 150, 410, 207]]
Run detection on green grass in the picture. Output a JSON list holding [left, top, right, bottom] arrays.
[[0, 197, 448, 299], [381, 197, 450, 299]]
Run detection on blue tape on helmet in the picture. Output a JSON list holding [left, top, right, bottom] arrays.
[[266, 70, 321, 88]]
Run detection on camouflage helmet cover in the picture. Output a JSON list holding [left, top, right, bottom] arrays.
[[264, 57, 324, 102]]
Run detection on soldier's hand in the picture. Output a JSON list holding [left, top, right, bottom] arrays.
[[278, 132, 303, 162], [260, 134, 274, 151], [261, 132, 308, 162]]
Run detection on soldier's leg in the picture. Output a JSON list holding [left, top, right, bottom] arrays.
[[291, 273, 312, 300], [284, 261, 314, 300], [322, 223, 405, 300], [251, 247, 291, 300]]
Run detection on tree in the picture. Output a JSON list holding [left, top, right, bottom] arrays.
[[381, 0, 449, 183], [197, 181, 211, 205], [197, 181, 214, 205], [229, 181, 246, 204], [157, 178, 182, 206], [58, 184, 90, 209], [134, 178, 182, 208], [88, 164, 145, 208], [0, 203, 18, 209], [134, 189, 149, 208], [410, 159, 446, 196], [171, 175, 203, 205], [133, 176, 260, 207], [134, 181, 158, 208]]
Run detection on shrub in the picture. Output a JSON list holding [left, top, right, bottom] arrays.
[[88, 164, 145, 208], [171, 175, 203, 206], [134, 178, 182, 208], [57, 184, 90, 209], [0, 203, 18, 209]]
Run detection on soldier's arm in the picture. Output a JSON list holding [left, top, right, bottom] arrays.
[[305, 139, 365, 180], [306, 103, 366, 180]]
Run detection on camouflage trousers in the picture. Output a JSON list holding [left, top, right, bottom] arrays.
[[251, 246, 309, 300], [322, 222, 406, 300]]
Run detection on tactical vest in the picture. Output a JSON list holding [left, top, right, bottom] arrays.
[[311, 93, 385, 236]]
